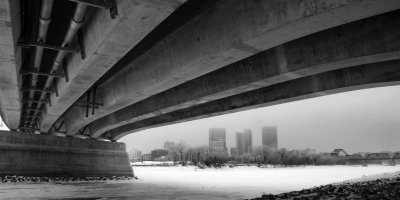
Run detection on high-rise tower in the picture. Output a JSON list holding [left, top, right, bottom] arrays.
[[236, 129, 252, 155], [209, 128, 227, 153], [262, 126, 278, 148]]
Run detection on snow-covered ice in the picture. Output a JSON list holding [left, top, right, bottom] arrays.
[[131, 161, 174, 166], [0, 165, 399, 199], [133, 165, 400, 198]]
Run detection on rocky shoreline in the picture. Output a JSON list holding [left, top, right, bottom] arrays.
[[0, 175, 136, 183], [252, 174, 400, 200]]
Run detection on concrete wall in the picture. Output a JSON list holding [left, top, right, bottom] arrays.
[[0, 131, 132, 177]]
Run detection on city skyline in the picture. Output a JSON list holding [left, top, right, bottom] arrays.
[[131, 126, 276, 154]]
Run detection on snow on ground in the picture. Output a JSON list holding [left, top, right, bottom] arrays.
[[342, 169, 400, 183], [133, 165, 400, 199], [131, 161, 174, 166], [0, 165, 399, 199]]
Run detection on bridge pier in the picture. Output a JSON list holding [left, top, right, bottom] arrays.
[[0, 131, 133, 177], [390, 159, 396, 166], [361, 160, 368, 167]]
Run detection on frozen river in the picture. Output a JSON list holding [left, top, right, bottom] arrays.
[[0, 165, 399, 199]]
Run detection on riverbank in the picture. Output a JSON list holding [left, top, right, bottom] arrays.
[[0, 175, 135, 183], [252, 171, 400, 199]]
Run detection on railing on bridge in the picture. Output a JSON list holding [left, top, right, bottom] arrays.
[[331, 149, 399, 166], [346, 154, 363, 160], [365, 153, 391, 159]]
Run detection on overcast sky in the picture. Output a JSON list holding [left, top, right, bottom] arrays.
[[120, 86, 400, 154]]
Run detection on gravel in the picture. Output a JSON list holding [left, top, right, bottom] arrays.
[[0, 175, 137, 183], [252, 174, 400, 200]]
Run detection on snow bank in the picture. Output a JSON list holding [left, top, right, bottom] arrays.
[[341, 169, 400, 183], [133, 165, 400, 198]]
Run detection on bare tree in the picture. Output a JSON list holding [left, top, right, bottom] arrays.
[[175, 142, 188, 165], [278, 148, 288, 166], [260, 145, 272, 165], [192, 146, 209, 165], [167, 145, 179, 164], [169, 142, 342, 167], [250, 146, 263, 166]]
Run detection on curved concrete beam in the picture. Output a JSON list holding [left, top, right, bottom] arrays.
[[0, 0, 21, 130], [89, 11, 400, 138], [39, 0, 186, 132], [110, 60, 400, 140], [64, 0, 400, 136]]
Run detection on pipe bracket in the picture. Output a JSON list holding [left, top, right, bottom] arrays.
[[67, 0, 117, 19], [17, 41, 80, 54]]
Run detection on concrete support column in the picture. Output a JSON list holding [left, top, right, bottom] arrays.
[[0, 131, 133, 177]]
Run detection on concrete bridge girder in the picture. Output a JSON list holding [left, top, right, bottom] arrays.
[[109, 60, 400, 140], [38, 0, 187, 132], [0, 0, 21, 130], [88, 11, 400, 138], [63, 0, 400, 136]]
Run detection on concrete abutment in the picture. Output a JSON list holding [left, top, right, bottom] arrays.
[[0, 130, 133, 177]]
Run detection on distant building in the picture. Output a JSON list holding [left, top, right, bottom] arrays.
[[243, 129, 252, 151], [128, 149, 142, 162], [262, 126, 278, 148], [142, 154, 152, 161], [236, 132, 244, 155], [151, 149, 169, 160], [244, 129, 253, 153], [230, 147, 238, 157], [164, 141, 175, 149], [209, 128, 227, 154], [236, 129, 252, 155], [304, 148, 317, 155]]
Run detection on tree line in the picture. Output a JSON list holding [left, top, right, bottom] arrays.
[[166, 142, 344, 168]]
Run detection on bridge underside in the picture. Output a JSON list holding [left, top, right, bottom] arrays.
[[0, 0, 400, 176]]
